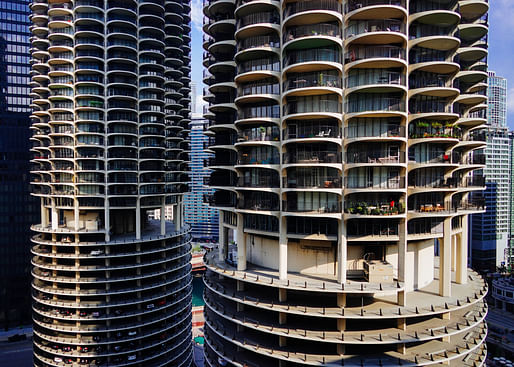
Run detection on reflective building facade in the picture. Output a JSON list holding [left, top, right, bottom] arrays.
[[471, 71, 509, 272], [183, 117, 219, 241], [0, 0, 39, 329], [29, 0, 193, 365], [203, 0, 489, 365]]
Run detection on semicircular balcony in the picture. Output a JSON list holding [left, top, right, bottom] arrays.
[[459, 0, 489, 21], [283, 94, 342, 121], [237, 191, 279, 214], [282, 119, 341, 145], [235, 77, 280, 105], [344, 192, 405, 218], [345, 0, 407, 20], [282, 142, 341, 169], [409, 0, 460, 24], [236, 124, 280, 147], [345, 68, 406, 97], [345, 92, 406, 120], [236, 168, 280, 191], [284, 0, 342, 26], [283, 22, 342, 51], [283, 46, 342, 74], [345, 143, 406, 169], [408, 70, 459, 100], [283, 166, 342, 192], [283, 69, 342, 98], [345, 18, 406, 48], [236, 145, 280, 169], [235, 9, 279, 40], [344, 117, 406, 145], [409, 46, 460, 75], [235, 55, 280, 83], [283, 191, 341, 217]]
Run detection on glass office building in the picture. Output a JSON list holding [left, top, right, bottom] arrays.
[[0, 0, 39, 329], [183, 116, 219, 242], [471, 71, 510, 272]]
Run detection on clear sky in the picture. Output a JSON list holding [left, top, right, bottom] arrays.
[[190, 1, 514, 129]]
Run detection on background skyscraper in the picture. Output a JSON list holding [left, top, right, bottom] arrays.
[[471, 71, 509, 272], [0, 0, 38, 329]]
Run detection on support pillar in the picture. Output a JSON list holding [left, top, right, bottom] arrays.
[[41, 204, 48, 227], [337, 318, 346, 332], [236, 213, 246, 271], [51, 199, 58, 230], [135, 199, 141, 240], [218, 213, 225, 261], [451, 234, 456, 271], [104, 199, 110, 242], [174, 202, 180, 231], [337, 219, 347, 284], [279, 216, 287, 280], [279, 288, 287, 302], [160, 199, 166, 236], [455, 216, 468, 284], [74, 199, 79, 232], [397, 219, 407, 289], [279, 312, 287, 325], [279, 336, 287, 347], [439, 218, 452, 297]]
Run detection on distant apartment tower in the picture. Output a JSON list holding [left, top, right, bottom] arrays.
[[203, 0, 489, 365], [29, 0, 193, 365], [0, 0, 39, 329], [471, 71, 509, 272], [184, 117, 219, 241]]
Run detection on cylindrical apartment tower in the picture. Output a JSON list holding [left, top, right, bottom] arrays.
[[203, 0, 489, 365], [29, 0, 193, 366]]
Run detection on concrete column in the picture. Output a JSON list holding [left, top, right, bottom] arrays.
[[41, 204, 48, 227], [397, 219, 407, 288], [104, 199, 110, 242], [279, 288, 287, 302], [279, 216, 287, 280], [136, 199, 141, 239], [451, 234, 456, 272], [455, 216, 468, 284], [160, 200, 166, 236], [337, 219, 347, 284], [174, 203, 180, 231], [439, 218, 452, 297], [51, 199, 58, 230], [236, 213, 246, 271], [279, 312, 287, 325], [74, 199, 80, 231], [218, 213, 225, 261]]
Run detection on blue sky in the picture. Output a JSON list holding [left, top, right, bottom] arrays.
[[190, 1, 514, 128]]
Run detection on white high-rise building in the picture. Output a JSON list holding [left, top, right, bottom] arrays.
[[471, 71, 510, 271]]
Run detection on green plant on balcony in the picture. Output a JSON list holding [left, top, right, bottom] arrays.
[[431, 122, 443, 129], [416, 121, 429, 128]]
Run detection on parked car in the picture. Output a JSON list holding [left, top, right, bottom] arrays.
[[54, 357, 63, 363], [7, 334, 26, 342], [146, 303, 155, 309], [90, 249, 104, 256], [127, 330, 137, 336], [127, 355, 136, 361]]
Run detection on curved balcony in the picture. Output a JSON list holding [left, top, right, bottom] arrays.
[[283, 47, 342, 73], [346, 19, 406, 46]]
